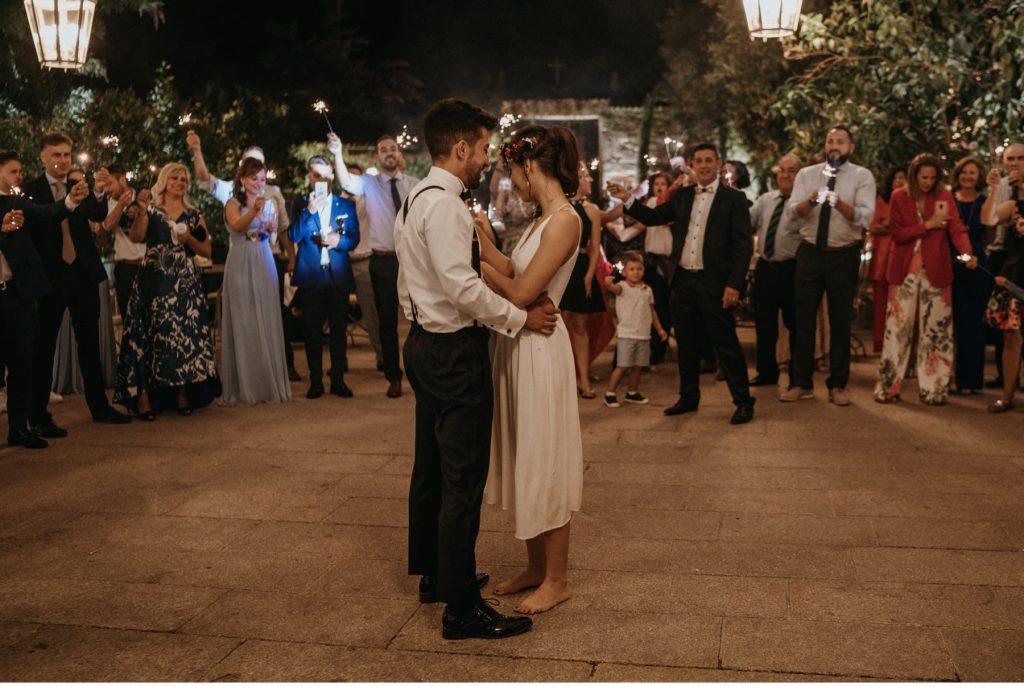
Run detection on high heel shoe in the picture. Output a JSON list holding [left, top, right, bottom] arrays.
[[988, 398, 1014, 413], [577, 387, 596, 399], [176, 404, 192, 416]]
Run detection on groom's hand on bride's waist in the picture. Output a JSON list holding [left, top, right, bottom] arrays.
[[524, 294, 559, 336]]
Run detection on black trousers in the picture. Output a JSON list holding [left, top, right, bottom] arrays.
[[113, 261, 141, 323], [670, 270, 752, 407], [405, 324, 492, 609], [273, 255, 295, 369], [753, 257, 797, 383], [1, 287, 34, 436], [644, 254, 672, 365], [301, 285, 349, 386], [370, 253, 402, 382], [791, 241, 861, 390], [31, 264, 110, 422], [988, 250, 1007, 380]]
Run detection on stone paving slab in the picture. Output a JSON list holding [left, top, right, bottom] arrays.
[[0, 325, 1021, 680]]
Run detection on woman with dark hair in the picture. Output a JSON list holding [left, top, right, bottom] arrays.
[[950, 156, 993, 395], [478, 125, 584, 615], [115, 163, 219, 418], [219, 157, 291, 405], [868, 166, 907, 352], [875, 154, 976, 404]]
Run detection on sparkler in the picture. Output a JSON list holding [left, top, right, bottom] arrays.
[[499, 113, 521, 132], [178, 112, 193, 127], [77, 152, 90, 171], [312, 100, 335, 134], [396, 125, 419, 150], [589, 157, 600, 171], [266, 169, 277, 182]]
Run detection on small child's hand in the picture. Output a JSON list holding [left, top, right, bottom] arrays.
[[603, 275, 614, 287], [658, 328, 669, 342]]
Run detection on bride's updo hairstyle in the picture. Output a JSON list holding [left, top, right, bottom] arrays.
[[500, 125, 581, 198]]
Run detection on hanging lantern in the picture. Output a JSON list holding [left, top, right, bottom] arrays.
[[742, 0, 802, 40], [23, 0, 97, 70]]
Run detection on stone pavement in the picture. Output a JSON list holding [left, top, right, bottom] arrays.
[[1, 323, 1022, 681]]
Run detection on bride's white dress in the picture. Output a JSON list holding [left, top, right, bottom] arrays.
[[484, 206, 584, 540]]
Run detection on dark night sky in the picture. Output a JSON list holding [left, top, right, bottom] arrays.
[[99, 0, 679, 140]]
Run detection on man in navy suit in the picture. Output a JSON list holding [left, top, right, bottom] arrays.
[[609, 142, 755, 425], [288, 155, 360, 399], [0, 149, 88, 448], [22, 132, 131, 438]]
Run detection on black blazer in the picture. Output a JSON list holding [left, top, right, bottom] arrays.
[[23, 175, 109, 286], [0, 194, 65, 302], [625, 184, 753, 294]]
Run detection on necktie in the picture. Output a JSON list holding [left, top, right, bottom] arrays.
[[53, 181, 77, 264], [815, 167, 837, 249], [763, 195, 788, 259], [389, 177, 401, 213]]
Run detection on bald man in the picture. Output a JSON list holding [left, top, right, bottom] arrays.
[[750, 154, 803, 387]]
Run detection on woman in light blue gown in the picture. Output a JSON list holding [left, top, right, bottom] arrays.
[[219, 157, 291, 405]]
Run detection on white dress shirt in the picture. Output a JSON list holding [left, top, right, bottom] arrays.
[[788, 161, 876, 247], [395, 167, 526, 337], [343, 170, 419, 252], [110, 195, 146, 262], [983, 177, 1016, 252], [679, 178, 719, 270], [750, 189, 800, 261]]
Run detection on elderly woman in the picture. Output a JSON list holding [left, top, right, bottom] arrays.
[[114, 163, 219, 419], [875, 154, 976, 405]]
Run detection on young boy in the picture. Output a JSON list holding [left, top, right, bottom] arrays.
[[603, 251, 668, 407]]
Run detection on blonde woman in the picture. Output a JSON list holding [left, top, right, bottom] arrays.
[[114, 163, 219, 419]]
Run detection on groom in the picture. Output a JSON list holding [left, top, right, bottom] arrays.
[[396, 99, 558, 640]]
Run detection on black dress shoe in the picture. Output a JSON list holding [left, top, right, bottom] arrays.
[[8, 428, 48, 449], [386, 380, 402, 398], [442, 599, 532, 640], [749, 376, 778, 387], [288, 368, 302, 382], [331, 381, 354, 398], [664, 399, 699, 416], [306, 384, 324, 399], [420, 573, 490, 603], [94, 407, 131, 424], [29, 419, 67, 438], [730, 404, 755, 425]]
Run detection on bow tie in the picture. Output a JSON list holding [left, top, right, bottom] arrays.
[[697, 186, 714, 194], [460, 190, 473, 202]]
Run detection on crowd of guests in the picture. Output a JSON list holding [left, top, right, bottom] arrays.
[[2, 124, 1023, 449]]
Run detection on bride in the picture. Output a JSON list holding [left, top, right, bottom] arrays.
[[479, 125, 585, 614]]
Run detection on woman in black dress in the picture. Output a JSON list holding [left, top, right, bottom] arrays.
[[559, 163, 605, 398]]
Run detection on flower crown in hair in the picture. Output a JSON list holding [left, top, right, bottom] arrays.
[[500, 137, 538, 166]]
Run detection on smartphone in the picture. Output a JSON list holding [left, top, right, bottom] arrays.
[[935, 200, 948, 213], [313, 181, 328, 199]]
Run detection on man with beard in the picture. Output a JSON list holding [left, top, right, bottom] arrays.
[[333, 134, 419, 399], [781, 126, 875, 406], [395, 98, 558, 639]]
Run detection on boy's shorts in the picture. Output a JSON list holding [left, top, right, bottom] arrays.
[[616, 337, 650, 368]]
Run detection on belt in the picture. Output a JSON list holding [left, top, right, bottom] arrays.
[[0, 279, 13, 292], [372, 249, 397, 257], [115, 258, 144, 266], [802, 240, 860, 252], [680, 267, 703, 275], [410, 321, 488, 339], [350, 254, 370, 263]]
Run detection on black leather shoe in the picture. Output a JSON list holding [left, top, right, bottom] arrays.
[[94, 407, 131, 424], [420, 573, 490, 603], [749, 376, 778, 387], [386, 380, 402, 398], [306, 384, 324, 399], [331, 381, 354, 398], [442, 599, 532, 640], [664, 399, 699, 416], [730, 404, 755, 425], [30, 419, 67, 438], [8, 428, 48, 449]]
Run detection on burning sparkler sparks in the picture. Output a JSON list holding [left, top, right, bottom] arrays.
[[178, 112, 193, 127], [312, 100, 335, 134], [396, 125, 419, 150]]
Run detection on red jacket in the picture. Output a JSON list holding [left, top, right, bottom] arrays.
[[886, 187, 972, 288]]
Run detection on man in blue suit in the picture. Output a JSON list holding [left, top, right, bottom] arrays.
[[288, 155, 360, 399], [0, 149, 87, 448]]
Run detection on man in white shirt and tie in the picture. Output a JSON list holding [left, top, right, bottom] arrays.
[[333, 134, 420, 398], [396, 98, 557, 640]]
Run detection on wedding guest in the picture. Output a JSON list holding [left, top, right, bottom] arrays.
[[868, 166, 907, 353], [642, 172, 674, 365], [488, 156, 535, 257], [288, 155, 360, 399], [220, 157, 291, 405], [94, 164, 143, 322], [115, 164, 219, 419], [874, 153, 975, 405], [950, 156, 993, 395]]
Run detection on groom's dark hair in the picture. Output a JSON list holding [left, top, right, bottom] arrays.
[[424, 99, 498, 161]]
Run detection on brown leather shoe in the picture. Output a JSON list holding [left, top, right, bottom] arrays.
[[386, 380, 402, 398]]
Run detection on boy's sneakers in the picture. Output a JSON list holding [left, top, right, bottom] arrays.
[[624, 391, 649, 404], [604, 392, 620, 408]]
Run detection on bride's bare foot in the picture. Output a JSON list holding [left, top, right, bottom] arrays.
[[514, 579, 570, 614], [493, 569, 544, 596]]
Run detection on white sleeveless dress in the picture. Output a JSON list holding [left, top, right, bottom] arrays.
[[484, 207, 584, 540]]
